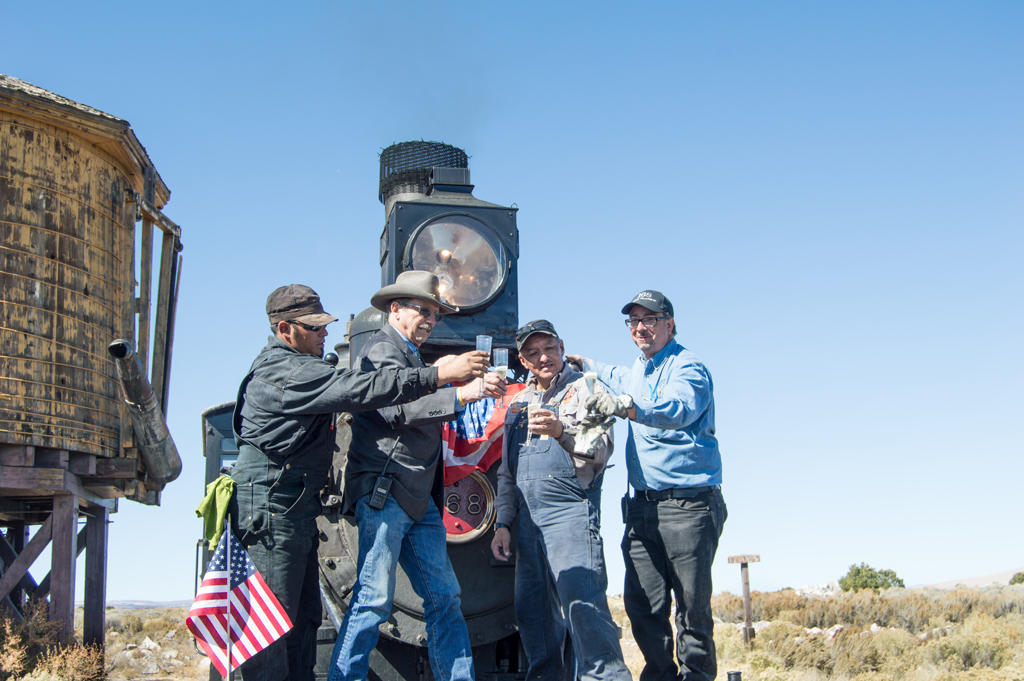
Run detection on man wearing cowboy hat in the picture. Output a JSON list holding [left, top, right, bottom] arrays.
[[230, 284, 489, 681], [330, 271, 506, 681]]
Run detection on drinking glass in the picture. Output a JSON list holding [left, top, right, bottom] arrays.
[[493, 348, 509, 405], [475, 336, 492, 396]]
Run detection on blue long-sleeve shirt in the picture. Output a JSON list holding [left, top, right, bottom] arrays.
[[594, 338, 721, 490]]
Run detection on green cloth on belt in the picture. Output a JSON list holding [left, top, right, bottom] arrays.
[[195, 474, 236, 545]]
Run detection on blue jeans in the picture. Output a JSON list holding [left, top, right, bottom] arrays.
[[622, 489, 727, 681], [328, 494, 474, 681]]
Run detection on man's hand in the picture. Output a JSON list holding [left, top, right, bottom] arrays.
[[436, 351, 489, 385], [565, 354, 594, 372], [461, 372, 508, 403], [491, 527, 512, 561], [586, 392, 634, 420], [527, 408, 563, 438]]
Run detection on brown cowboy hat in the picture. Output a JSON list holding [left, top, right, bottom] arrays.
[[370, 271, 459, 315]]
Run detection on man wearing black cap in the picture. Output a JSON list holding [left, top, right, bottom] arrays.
[[490, 320, 630, 681], [230, 284, 488, 681], [569, 291, 727, 681], [330, 271, 506, 681]]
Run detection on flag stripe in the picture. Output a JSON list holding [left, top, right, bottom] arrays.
[[187, 531, 293, 676]]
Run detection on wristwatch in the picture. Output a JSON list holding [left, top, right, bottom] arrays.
[[495, 522, 510, 530]]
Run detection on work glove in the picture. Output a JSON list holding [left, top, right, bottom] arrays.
[[574, 415, 614, 461], [585, 392, 634, 419]]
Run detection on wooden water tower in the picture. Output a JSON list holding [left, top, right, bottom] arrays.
[[0, 74, 183, 644]]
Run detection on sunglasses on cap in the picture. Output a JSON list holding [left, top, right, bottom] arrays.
[[515, 320, 560, 349], [288, 320, 324, 332]]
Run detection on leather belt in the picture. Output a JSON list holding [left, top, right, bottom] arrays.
[[633, 485, 719, 501]]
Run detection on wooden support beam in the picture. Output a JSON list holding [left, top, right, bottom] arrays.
[[162, 254, 182, 413], [0, 516, 52, 604], [0, 467, 117, 509], [138, 217, 154, 376], [0, 445, 34, 467], [49, 494, 78, 639], [150, 231, 177, 413], [0, 530, 38, 601], [0, 467, 66, 495], [69, 453, 97, 477], [120, 190, 138, 454], [86, 457, 140, 479], [82, 507, 109, 646], [35, 526, 87, 600], [138, 195, 181, 238], [34, 449, 69, 470]]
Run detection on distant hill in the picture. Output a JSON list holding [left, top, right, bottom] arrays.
[[915, 566, 1024, 589], [91, 600, 194, 610]]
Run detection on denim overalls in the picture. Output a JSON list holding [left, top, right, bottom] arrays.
[[506, 383, 631, 681]]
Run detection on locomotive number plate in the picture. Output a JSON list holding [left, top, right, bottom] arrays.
[[442, 470, 495, 544]]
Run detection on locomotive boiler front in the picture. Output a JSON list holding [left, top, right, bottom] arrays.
[[316, 141, 527, 679]]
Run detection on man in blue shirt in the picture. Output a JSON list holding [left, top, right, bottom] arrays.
[[569, 290, 727, 681]]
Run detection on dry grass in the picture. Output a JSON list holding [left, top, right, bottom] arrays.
[[100, 607, 206, 680], [701, 586, 1024, 680], [3, 587, 1021, 679]]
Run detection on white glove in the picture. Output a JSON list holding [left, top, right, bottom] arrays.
[[585, 392, 633, 419], [574, 416, 614, 460]]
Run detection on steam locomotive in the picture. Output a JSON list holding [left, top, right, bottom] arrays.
[[201, 141, 528, 680]]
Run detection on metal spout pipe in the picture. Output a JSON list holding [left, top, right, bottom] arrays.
[[107, 340, 182, 486]]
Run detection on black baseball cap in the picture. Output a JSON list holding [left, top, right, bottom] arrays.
[[515, 319, 560, 351], [621, 290, 674, 317]]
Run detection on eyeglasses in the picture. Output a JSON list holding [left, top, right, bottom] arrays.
[[400, 301, 443, 323], [288, 320, 324, 332], [625, 316, 667, 329]]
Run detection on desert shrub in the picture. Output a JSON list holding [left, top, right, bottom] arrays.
[[24, 643, 104, 681], [712, 591, 745, 622], [0, 618, 27, 678], [141, 615, 175, 638], [840, 562, 906, 592], [0, 598, 78, 681], [1010, 572, 1024, 586], [831, 628, 922, 677], [106, 611, 143, 636]]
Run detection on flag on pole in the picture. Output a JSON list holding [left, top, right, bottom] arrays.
[[187, 530, 293, 676], [441, 384, 526, 485]]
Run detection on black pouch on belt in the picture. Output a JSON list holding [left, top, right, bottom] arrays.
[[621, 494, 630, 524]]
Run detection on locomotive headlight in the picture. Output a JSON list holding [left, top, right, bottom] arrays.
[[406, 214, 508, 310]]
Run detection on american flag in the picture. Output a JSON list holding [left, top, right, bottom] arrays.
[[186, 530, 293, 676], [441, 384, 526, 485]]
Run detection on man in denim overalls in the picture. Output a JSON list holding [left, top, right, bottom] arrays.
[[491, 320, 631, 681]]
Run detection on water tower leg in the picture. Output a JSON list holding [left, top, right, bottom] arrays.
[[83, 505, 109, 646], [49, 493, 79, 640]]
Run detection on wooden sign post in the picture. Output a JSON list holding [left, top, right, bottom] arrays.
[[728, 554, 760, 645]]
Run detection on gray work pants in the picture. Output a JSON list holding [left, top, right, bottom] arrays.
[[622, 489, 727, 681]]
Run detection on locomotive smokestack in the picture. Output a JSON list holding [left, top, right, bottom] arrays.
[[378, 141, 470, 219], [107, 340, 182, 488]]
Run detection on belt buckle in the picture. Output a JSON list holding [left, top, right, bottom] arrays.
[[642, 489, 658, 502]]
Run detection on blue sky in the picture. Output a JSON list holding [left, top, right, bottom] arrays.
[[2, 2, 1021, 601]]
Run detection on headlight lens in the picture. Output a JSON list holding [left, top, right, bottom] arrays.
[[407, 215, 507, 309]]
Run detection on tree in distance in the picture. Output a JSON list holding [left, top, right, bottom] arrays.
[[839, 562, 906, 592], [1010, 572, 1024, 586]]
